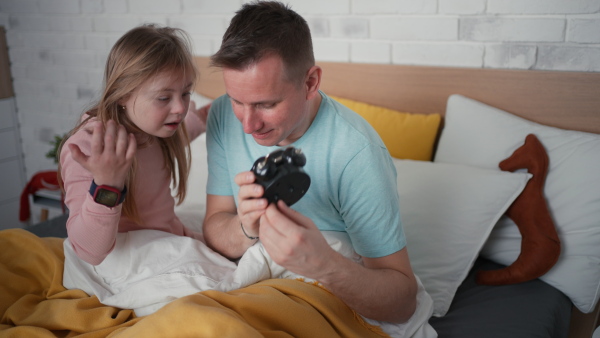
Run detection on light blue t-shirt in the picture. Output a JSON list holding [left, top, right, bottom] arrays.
[[206, 91, 406, 258]]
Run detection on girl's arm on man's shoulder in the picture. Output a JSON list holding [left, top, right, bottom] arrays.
[[185, 101, 211, 140]]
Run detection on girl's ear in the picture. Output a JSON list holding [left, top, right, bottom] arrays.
[[118, 93, 133, 107], [304, 65, 322, 100]]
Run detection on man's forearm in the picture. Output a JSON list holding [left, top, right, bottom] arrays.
[[203, 213, 257, 259], [317, 252, 418, 323]]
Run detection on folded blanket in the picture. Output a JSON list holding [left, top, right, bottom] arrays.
[[0, 229, 390, 337]]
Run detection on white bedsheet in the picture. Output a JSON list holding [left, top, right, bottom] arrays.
[[63, 228, 435, 337]]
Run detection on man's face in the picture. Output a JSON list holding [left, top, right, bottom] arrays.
[[222, 54, 313, 147]]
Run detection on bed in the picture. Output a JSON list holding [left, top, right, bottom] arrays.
[[1, 57, 599, 337]]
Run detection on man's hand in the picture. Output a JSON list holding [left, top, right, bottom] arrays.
[[69, 119, 136, 189], [234, 171, 268, 239], [260, 200, 418, 323], [203, 171, 268, 258], [259, 200, 335, 278]]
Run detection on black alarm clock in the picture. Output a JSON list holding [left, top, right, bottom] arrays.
[[250, 147, 311, 206]]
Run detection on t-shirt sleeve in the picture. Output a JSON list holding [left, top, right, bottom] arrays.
[[206, 96, 233, 197]]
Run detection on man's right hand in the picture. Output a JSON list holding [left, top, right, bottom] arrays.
[[203, 172, 268, 259], [234, 171, 268, 239]]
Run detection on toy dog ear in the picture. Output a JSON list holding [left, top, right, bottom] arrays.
[[476, 134, 561, 285]]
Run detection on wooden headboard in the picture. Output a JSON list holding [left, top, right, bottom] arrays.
[[194, 56, 600, 134]]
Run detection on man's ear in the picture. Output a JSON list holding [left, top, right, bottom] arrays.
[[304, 65, 322, 100]]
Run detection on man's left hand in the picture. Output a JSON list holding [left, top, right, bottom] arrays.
[[259, 200, 335, 279]]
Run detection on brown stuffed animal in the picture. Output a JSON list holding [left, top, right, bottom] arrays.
[[476, 134, 561, 285]]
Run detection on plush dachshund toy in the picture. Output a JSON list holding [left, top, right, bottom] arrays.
[[476, 134, 561, 285]]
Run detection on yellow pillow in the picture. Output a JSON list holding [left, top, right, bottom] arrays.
[[330, 96, 441, 161]]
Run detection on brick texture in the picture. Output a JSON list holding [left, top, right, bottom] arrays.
[[0, 0, 597, 183]]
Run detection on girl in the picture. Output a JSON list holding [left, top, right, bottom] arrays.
[[59, 24, 234, 316]]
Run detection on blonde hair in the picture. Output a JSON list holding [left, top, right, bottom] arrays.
[[58, 24, 198, 223]]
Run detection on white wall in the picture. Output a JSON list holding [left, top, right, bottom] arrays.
[[0, 0, 599, 219]]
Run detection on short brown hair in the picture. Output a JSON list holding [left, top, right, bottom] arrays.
[[211, 1, 314, 84]]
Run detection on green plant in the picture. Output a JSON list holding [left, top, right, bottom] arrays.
[[46, 134, 66, 164]]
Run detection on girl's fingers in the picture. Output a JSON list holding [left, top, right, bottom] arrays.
[[197, 103, 211, 122], [68, 143, 89, 168], [103, 120, 117, 152], [114, 125, 129, 157], [125, 133, 137, 160], [90, 122, 104, 155]]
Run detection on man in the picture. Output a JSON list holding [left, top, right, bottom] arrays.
[[202, 1, 417, 323]]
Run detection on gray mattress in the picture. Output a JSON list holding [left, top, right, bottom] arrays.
[[27, 213, 68, 238], [429, 257, 572, 338], [28, 214, 573, 337]]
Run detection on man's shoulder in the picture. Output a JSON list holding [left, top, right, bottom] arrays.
[[207, 95, 237, 133], [318, 93, 385, 148], [212, 94, 231, 109]]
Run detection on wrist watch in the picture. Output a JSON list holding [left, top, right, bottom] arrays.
[[89, 180, 127, 207]]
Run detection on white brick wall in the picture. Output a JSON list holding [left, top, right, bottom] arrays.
[[393, 42, 484, 67], [569, 17, 600, 43], [372, 17, 459, 41], [287, 0, 350, 15], [484, 44, 537, 69], [439, 0, 487, 15], [487, 0, 600, 14], [0, 0, 598, 206], [351, 41, 391, 64], [460, 17, 566, 42], [353, 0, 437, 14]]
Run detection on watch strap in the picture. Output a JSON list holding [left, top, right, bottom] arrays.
[[89, 180, 127, 206]]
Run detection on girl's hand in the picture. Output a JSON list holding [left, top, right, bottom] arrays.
[[234, 171, 268, 238], [189, 101, 211, 134], [69, 119, 137, 189]]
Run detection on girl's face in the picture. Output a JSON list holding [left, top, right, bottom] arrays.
[[122, 70, 194, 138]]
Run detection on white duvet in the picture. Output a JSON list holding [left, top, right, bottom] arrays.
[[64, 227, 436, 338]]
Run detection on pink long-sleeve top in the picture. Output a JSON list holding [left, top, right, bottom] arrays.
[[61, 112, 205, 265]]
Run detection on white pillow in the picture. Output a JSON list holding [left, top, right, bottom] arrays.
[[175, 133, 208, 233], [394, 159, 530, 317], [434, 94, 600, 313]]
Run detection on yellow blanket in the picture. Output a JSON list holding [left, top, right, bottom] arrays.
[[0, 229, 388, 337]]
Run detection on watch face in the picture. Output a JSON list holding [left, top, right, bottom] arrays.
[[95, 188, 119, 206]]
